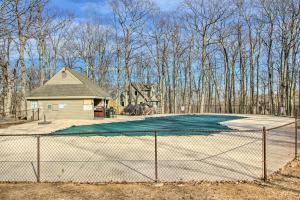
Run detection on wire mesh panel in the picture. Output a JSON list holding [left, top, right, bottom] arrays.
[[40, 133, 155, 182], [157, 130, 262, 181], [0, 122, 298, 183], [267, 123, 296, 176], [0, 136, 37, 182]]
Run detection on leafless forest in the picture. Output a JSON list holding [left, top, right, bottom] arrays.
[[0, 0, 300, 116]]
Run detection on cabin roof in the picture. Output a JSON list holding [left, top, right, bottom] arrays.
[[26, 67, 111, 100], [131, 83, 159, 102]]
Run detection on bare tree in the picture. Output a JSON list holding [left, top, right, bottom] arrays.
[[12, 0, 43, 112], [110, 0, 154, 104]]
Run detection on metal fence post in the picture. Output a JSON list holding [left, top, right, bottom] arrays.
[[262, 126, 267, 182], [154, 131, 158, 182], [37, 136, 41, 183], [295, 110, 298, 159]]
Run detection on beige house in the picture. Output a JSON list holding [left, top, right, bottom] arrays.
[[26, 67, 111, 120], [120, 83, 160, 109]]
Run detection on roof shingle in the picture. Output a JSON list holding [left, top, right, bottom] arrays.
[[27, 68, 111, 99]]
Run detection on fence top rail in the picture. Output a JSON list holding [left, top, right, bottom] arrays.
[[0, 128, 262, 137], [266, 121, 296, 131]]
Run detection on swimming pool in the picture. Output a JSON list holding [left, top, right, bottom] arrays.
[[55, 115, 244, 136]]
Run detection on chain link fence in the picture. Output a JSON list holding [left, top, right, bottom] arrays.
[[156, 130, 262, 182], [0, 109, 40, 121], [0, 136, 37, 182], [265, 122, 297, 178], [191, 104, 299, 116], [0, 118, 298, 183]]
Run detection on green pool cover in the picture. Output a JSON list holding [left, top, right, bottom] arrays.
[[54, 115, 244, 136]]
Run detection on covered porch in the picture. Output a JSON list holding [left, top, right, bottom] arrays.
[[94, 98, 109, 118]]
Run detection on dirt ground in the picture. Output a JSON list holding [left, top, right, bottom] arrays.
[[0, 159, 299, 200], [0, 119, 28, 129]]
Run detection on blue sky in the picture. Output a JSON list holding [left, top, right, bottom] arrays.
[[50, 0, 182, 21]]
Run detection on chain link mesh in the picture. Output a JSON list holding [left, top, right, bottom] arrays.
[[266, 121, 298, 176], [0, 136, 37, 182], [157, 130, 262, 181], [40, 134, 155, 182], [0, 123, 298, 183]]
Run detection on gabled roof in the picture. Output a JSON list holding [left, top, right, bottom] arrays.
[[131, 83, 151, 91], [131, 83, 160, 102], [26, 67, 111, 100]]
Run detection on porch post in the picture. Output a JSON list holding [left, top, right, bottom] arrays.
[[104, 98, 106, 118]]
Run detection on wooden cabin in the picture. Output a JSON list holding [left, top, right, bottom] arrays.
[[26, 67, 111, 120]]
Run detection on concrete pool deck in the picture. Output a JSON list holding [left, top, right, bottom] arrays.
[[0, 114, 295, 135], [0, 114, 297, 182]]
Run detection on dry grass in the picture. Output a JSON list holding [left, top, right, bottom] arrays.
[[0, 159, 299, 200]]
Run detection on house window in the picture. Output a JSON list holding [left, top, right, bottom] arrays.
[[121, 102, 125, 107], [59, 103, 65, 109], [135, 91, 138, 96], [31, 101, 38, 110], [48, 104, 52, 110], [62, 71, 67, 79], [147, 90, 151, 97]]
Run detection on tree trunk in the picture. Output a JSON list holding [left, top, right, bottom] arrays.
[[19, 38, 27, 112], [248, 27, 254, 114], [267, 23, 274, 114]]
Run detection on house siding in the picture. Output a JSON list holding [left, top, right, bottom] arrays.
[[27, 99, 94, 120], [46, 69, 82, 85], [121, 84, 159, 107], [132, 92, 147, 105]]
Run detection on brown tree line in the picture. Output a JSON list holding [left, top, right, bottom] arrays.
[[0, 0, 300, 116]]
